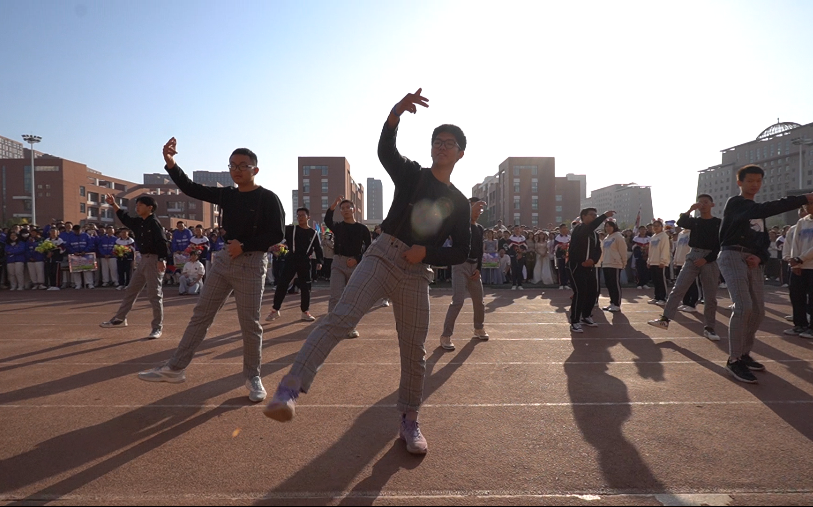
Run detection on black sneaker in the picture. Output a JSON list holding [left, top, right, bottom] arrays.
[[740, 354, 765, 372], [726, 359, 758, 384]]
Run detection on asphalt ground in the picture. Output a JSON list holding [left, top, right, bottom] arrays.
[[1, 281, 812, 506]]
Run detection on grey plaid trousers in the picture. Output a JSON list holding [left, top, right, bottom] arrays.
[[290, 233, 434, 413]]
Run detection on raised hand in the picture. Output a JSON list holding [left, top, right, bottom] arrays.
[[163, 138, 178, 169], [393, 88, 429, 116], [604, 210, 617, 218], [331, 195, 344, 210], [104, 194, 115, 205]]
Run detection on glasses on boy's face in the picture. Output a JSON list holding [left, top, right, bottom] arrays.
[[227, 163, 256, 172], [431, 139, 460, 150]]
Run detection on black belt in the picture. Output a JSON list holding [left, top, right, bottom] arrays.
[[466, 259, 478, 264], [721, 245, 760, 256]]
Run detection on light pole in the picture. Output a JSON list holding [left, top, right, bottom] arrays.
[[21, 134, 42, 226], [792, 136, 813, 190]]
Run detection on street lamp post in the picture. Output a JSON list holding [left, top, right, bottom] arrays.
[[792, 136, 813, 190], [21, 134, 42, 226]]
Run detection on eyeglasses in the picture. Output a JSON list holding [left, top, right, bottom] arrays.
[[227, 163, 256, 172], [432, 139, 460, 150]]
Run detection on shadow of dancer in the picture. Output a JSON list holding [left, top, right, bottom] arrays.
[[564, 335, 666, 493], [257, 340, 482, 506]]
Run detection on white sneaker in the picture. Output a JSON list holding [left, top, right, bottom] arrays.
[[87, 284, 95, 289], [116, 285, 125, 291], [265, 309, 280, 321], [148, 328, 162, 339], [703, 328, 721, 341], [637, 286, 643, 289], [474, 328, 489, 340], [518, 286, 524, 290], [263, 374, 300, 422], [47, 286, 60, 291], [647, 299, 659, 305], [511, 286, 517, 290], [719, 283, 727, 289], [559, 286, 566, 290], [677, 305, 697, 313], [75, 286, 82, 290], [655, 300, 666, 307], [138, 364, 186, 383], [100, 318, 128, 328], [440, 335, 455, 351], [246, 376, 267, 402], [647, 318, 669, 330], [602, 305, 621, 313], [301, 311, 316, 322], [399, 415, 428, 455], [580, 317, 598, 327], [347, 329, 360, 339], [781, 284, 789, 288]]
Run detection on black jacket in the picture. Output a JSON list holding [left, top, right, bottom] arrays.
[[567, 214, 607, 268]]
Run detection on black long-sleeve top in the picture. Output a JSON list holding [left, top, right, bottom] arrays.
[[719, 195, 808, 263], [165, 164, 285, 252], [115, 210, 169, 261], [377, 122, 470, 266], [567, 214, 607, 268], [283, 225, 324, 265], [468, 223, 484, 271], [324, 208, 372, 263], [676, 213, 722, 263]]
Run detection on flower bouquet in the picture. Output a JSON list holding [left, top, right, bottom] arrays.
[[185, 244, 205, 256], [35, 240, 58, 254], [113, 244, 134, 258]]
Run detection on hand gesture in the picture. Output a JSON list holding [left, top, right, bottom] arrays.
[[226, 239, 243, 259], [163, 138, 178, 169], [693, 258, 707, 268], [688, 202, 701, 212], [581, 259, 595, 268], [157, 260, 166, 273], [402, 245, 426, 264], [393, 88, 429, 116], [105, 194, 115, 205], [332, 196, 344, 209], [745, 254, 761, 269], [604, 210, 617, 218], [346, 258, 358, 268], [470, 269, 481, 280]]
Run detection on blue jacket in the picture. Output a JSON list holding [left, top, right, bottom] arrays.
[[27, 239, 46, 262], [65, 232, 91, 254], [171, 229, 193, 253], [98, 235, 118, 257], [6, 241, 27, 263]]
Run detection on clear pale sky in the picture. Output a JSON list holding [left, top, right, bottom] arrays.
[[2, 0, 812, 224]]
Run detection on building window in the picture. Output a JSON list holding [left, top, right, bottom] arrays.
[[303, 196, 310, 210], [80, 186, 86, 197], [303, 166, 310, 176], [532, 197, 538, 210], [513, 213, 520, 225], [189, 202, 196, 210], [322, 167, 328, 176], [514, 197, 520, 209], [513, 178, 520, 193], [321, 178, 328, 193], [303, 180, 310, 194], [556, 206, 562, 212], [532, 167, 538, 176], [531, 213, 539, 226], [531, 178, 538, 193], [189, 214, 196, 220], [513, 167, 519, 176], [556, 195, 562, 201], [556, 216, 562, 223]]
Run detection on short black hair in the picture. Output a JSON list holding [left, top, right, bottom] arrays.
[[339, 200, 354, 208], [697, 194, 713, 202], [231, 148, 258, 165], [296, 207, 310, 216], [579, 207, 597, 218], [72, 225, 81, 232], [136, 195, 158, 213], [737, 164, 764, 182], [559, 223, 568, 228], [605, 221, 619, 233], [469, 196, 482, 204], [432, 124, 467, 151]]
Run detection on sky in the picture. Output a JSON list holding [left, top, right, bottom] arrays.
[[2, 0, 813, 224]]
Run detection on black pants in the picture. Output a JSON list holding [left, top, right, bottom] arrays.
[[322, 258, 332, 280], [602, 267, 621, 307], [511, 256, 525, 286], [557, 259, 569, 287], [651, 265, 667, 301], [272, 256, 284, 286], [636, 258, 650, 286], [790, 270, 813, 328], [117, 259, 132, 287], [674, 266, 699, 307], [273, 258, 312, 312], [570, 265, 597, 324], [45, 258, 61, 287]]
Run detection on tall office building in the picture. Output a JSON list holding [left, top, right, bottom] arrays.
[[698, 120, 813, 224], [566, 173, 588, 208], [0, 135, 25, 159], [366, 177, 383, 221], [583, 183, 654, 229], [296, 157, 364, 224], [193, 170, 234, 188]]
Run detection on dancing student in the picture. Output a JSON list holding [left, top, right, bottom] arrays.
[[99, 195, 168, 339], [599, 220, 627, 313], [648, 196, 722, 341], [440, 197, 489, 350], [136, 138, 285, 403], [322, 195, 372, 338], [786, 205, 813, 339], [717, 165, 812, 384], [265, 207, 323, 322], [263, 88, 471, 456], [646, 220, 670, 306], [568, 208, 615, 333]]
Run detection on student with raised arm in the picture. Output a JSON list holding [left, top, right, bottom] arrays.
[[648, 195, 722, 341], [717, 165, 813, 384], [136, 139, 285, 403], [99, 194, 168, 339], [264, 88, 471, 456], [322, 195, 372, 338], [567, 208, 615, 332]]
